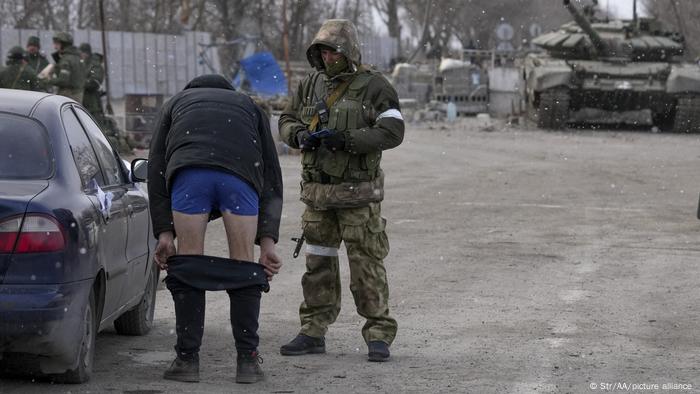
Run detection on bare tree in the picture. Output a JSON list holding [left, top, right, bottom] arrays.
[[400, 0, 570, 59], [643, 0, 700, 59], [370, 0, 402, 54]]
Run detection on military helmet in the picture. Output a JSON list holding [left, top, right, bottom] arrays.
[[27, 36, 40, 48], [52, 32, 74, 45], [7, 46, 26, 60], [79, 43, 92, 54]]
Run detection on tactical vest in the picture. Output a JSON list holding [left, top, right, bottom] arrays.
[[299, 70, 382, 185]]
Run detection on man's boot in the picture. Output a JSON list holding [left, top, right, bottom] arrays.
[[163, 357, 200, 382], [236, 351, 264, 384], [367, 341, 390, 362], [164, 275, 205, 381], [279, 334, 326, 356]]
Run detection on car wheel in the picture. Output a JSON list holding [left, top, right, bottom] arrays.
[[55, 290, 96, 384], [114, 263, 159, 336]]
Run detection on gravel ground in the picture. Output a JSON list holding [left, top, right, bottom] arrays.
[[3, 118, 700, 393]]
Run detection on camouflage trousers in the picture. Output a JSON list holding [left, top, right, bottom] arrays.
[[299, 202, 397, 345], [83, 91, 104, 125], [58, 88, 83, 104]]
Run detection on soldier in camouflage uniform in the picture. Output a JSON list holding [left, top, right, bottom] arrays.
[[0, 46, 39, 91], [47, 32, 85, 102], [279, 19, 404, 362], [79, 43, 105, 123], [25, 36, 49, 75], [77, 43, 132, 154]]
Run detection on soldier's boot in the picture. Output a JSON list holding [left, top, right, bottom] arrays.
[[280, 334, 326, 356], [289, 251, 341, 356], [163, 357, 200, 382], [236, 351, 264, 384], [368, 341, 391, 362]]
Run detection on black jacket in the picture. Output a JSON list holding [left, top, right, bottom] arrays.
[[147, 74, 283, 243]]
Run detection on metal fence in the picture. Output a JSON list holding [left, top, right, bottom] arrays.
[[0, 28, 397, 99], [358, 34, 399, 71], [0, 28, 217, 99]]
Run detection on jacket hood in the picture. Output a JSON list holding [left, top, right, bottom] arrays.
[[184, 74, 235, 91], [306, 19, 361, 71]]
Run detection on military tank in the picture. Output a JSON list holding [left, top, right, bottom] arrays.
[[523, 0, 700, 132]]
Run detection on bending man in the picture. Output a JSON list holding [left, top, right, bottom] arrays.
[[148, 74, 283, 384]]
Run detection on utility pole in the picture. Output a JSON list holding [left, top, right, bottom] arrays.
[[282, 0, 292, 95], [99, 0, 113, 115]]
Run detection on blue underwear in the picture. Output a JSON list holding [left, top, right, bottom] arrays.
[[171, 167, 259, 216]]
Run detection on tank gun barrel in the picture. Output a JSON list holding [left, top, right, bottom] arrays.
[[563, 0, 609, 56]]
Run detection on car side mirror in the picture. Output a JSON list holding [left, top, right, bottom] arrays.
[[130, 158, 148, 182]]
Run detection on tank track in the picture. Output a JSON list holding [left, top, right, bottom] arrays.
[[538, 89, 570, 130], [673, 97, 700, 133]]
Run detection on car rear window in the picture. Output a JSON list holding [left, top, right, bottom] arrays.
[[0, 113, 53, 179]]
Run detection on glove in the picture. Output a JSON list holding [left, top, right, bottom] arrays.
[[322, 131, 346, 152], [296, 130, 321, 152]]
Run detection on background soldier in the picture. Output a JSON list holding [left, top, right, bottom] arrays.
[[78, 43, 132, 154], [0, 46, 39, 91], [279, 19, 404, 362], [79, 43, 105, 123], [25, 36, 49, 75], [47, 32, 84, 102]]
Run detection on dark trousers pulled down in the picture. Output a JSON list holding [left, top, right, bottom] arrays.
[[164, 255, 270, 361]]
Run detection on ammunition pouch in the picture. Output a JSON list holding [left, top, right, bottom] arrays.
[[300, 170, 384, 210]]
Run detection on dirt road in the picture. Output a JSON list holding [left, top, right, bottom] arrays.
[[3, 119, 700, 393]]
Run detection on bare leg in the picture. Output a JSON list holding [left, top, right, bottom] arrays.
[[221, 211, 257, 261], [172, 212, 209, 255]]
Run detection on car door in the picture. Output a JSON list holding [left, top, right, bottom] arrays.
[[63, 106, 129, 319], [74, 107, 150, 306]]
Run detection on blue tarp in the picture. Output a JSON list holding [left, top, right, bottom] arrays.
[[233, 51, 288, 96]]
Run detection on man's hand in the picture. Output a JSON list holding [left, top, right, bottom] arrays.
[[154, 231, 176, 270], [296, 130, 321, 152], [259, 237, 282, 281]]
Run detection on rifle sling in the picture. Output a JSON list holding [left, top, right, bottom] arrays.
[[308, 70, 361, 131]]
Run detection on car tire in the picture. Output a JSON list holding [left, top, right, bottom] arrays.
[[114, 263, 158, 336], [55, 289, 96, 384]]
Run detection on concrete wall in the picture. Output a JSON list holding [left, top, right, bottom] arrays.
[[489, 66, 522, 117]]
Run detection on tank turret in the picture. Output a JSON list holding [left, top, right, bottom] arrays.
[[563, 0, 609, 56], [532, 0, 684, 61], [523, 0, 700, 133]]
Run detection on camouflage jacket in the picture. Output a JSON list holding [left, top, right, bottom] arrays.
[[279, 19, 404, 186], [48, 45, 85, 102], [26, 52, 49, 75], [0, 61, 39, 91], [83, 54, 104, 93]]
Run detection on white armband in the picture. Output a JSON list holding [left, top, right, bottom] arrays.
[[376, 108, 403, 121], [306, 244, 339, 257]]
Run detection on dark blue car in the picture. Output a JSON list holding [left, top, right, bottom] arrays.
[[0, 89, 157, 383]]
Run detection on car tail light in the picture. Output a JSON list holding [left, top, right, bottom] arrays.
[[0, 216, 22, 253], [0, 214, 65, 254]]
